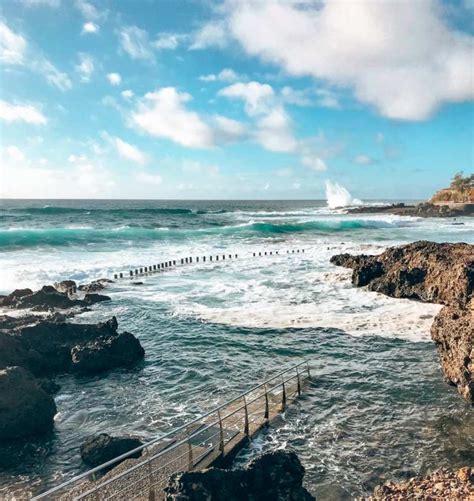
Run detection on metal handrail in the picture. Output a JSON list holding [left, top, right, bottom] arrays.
[[74, 368, 308, 500], [33, 360, 309, 500]]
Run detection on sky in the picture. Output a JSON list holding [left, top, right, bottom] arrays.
[[0, 0, 473, 200]]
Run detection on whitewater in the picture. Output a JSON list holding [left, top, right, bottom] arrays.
[[0, 194, 473, 498]]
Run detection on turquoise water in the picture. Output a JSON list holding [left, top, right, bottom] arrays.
[[0, 199, 473, 499]]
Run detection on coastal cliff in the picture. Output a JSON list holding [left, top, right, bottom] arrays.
[[331, 241, 474, 404]]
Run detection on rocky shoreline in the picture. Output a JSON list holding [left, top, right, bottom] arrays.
[[0, 280, 145, 442], [346, 201, 474, 218]]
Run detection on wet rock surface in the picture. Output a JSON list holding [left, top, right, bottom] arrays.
[[331, 240, 474, 404], [80, 433, 143, 469], [165, 450, 315, 501], [0, 366, 57, 440], [347, 201, 474, 218], [368, 467, 474, 500]]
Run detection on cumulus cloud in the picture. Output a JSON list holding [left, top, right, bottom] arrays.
[[202, 0, 473, 120], [119, 25, 153, 61], [121, 89, 134, 99], [75, 0, 101, 20], [75, 53, 94, 82], [0, 21, 27, 64], [130, 87, 215, 148], [199, 68, 239, 82], [153, 33, 186, 50], [191, 21, 228, 49], [113, 137, 147, 164], [0, 100, 47, 125], [136, 172, 162, 185], [255, 107, 297, 153], [218, 81, 275, 115], [82, 22, 99, 34], [107, 72, 121, 85], [301, 155, 327, 171]]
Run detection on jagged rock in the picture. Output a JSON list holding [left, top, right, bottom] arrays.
[[0, 331, 44, 374], [83, 293, 111, 305], [368, 467, 474, 500], [80, 433, 143, 468], [54, 280, 76, 293], [431, 302, 474, 403], [14, 286, 83, 311], [71, 332, 145, 374], [165, 450, 314, 501], [330, 241, 473, 306], [0, 289, 33, 307], [78, 278, 113, 293], [0, 366, 56, 440], [331, 241, 474, 404]]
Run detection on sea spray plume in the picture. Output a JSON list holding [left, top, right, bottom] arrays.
[[325, 181, 362, 209]]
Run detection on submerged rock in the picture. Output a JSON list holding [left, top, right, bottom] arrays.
[[331, 240, 474, 404], [165, 450, 314, 500], [80, 433, 143, 468], [0, 366, 56, 440]]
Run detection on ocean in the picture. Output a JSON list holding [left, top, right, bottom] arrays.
[[0, 198, 473, 499]]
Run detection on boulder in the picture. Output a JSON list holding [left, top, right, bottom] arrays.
[[71, 332, 145, 374], [0, 366, 56, 440], [0, 289, 33, 307], [83, 293, 111, 305], [78, 279, 113, 293], [80, 433, 143, 468], [54, 280, 76, 294], [431, 302, 474, 403], [14, 286, 83, 311], [165, 450, 314, 500]]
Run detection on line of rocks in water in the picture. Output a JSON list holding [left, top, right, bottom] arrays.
[[346, 201, 474, 218], [0, 279, 145, 442]]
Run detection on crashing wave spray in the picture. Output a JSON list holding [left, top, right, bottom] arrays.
[[325, 181, 362, 209]]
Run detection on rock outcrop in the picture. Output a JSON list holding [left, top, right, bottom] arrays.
[[347, 202, 474, 218], [165, 450, 314, 501], [80, 433, 143, 468], [0, 366, 57, 440], [331, 241, 474, 404], [368, 467, 473, 500]]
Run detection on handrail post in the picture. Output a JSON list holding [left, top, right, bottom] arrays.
[[296, 368, 301, 396], [146, 446, 155, 501], [187, 440, 193, 470], [218, 410, 225, 454], [243, 396, 249, 436], [264, 384, 269, 422], [281, 377, 286, 411]]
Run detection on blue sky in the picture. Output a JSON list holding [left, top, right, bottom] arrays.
[[0, 0, 473, 200]]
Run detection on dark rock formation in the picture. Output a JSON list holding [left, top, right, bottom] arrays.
[[83, 293, 111, 305], [71, 332, 145, 374], [330, 241, 473, 306], [80, 433, 143, 468], [347, 202, 474, 218], [368, 467, 474, 500], [331, 240, 474, 404], [431, 302, 473, 403], [165, 450, 314, 501], [0, 289, 33, 307], [0, 366, 56, 440], [54, 280, 77, 293], [78, 278, 113, 293]]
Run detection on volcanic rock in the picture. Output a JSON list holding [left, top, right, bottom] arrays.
[[165, 450, 314, 500], [80, 433, 143, 469], [54, 280, 77, 293], [0, 366, 56, 440]]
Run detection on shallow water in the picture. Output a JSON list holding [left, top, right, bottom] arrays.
[[0, 199, 472, 498]]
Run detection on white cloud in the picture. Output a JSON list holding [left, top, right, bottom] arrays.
[[0, 22, 27, 64], [82, 22, 99, 34], [34, 56, 72, 90], [107, 72, 122, 86], [199, 68, 239, 83], [130, 87, 215, 148], [353, 154, 375, 165], [281, 86, 312, 107], [191, 21, 228, 50], [75, 53, 94, 82], [121, 89, 134, 99], [316, 89, 340, 110], [75, 0, 100, 20], [113, 137, 147, 164], [255, 107, 297, 153], [4, 145, 25, 162], [213, 115, 246, 143], [119, 25, 153, 61], [153, 33, 186, 50], [182, 160, 220, 176], [218, 81, 275, 115], [0, 100, 47, 125], [136, 172, 162, 185], [209, 0, 473, 121], [301, 155, 327, 171]]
